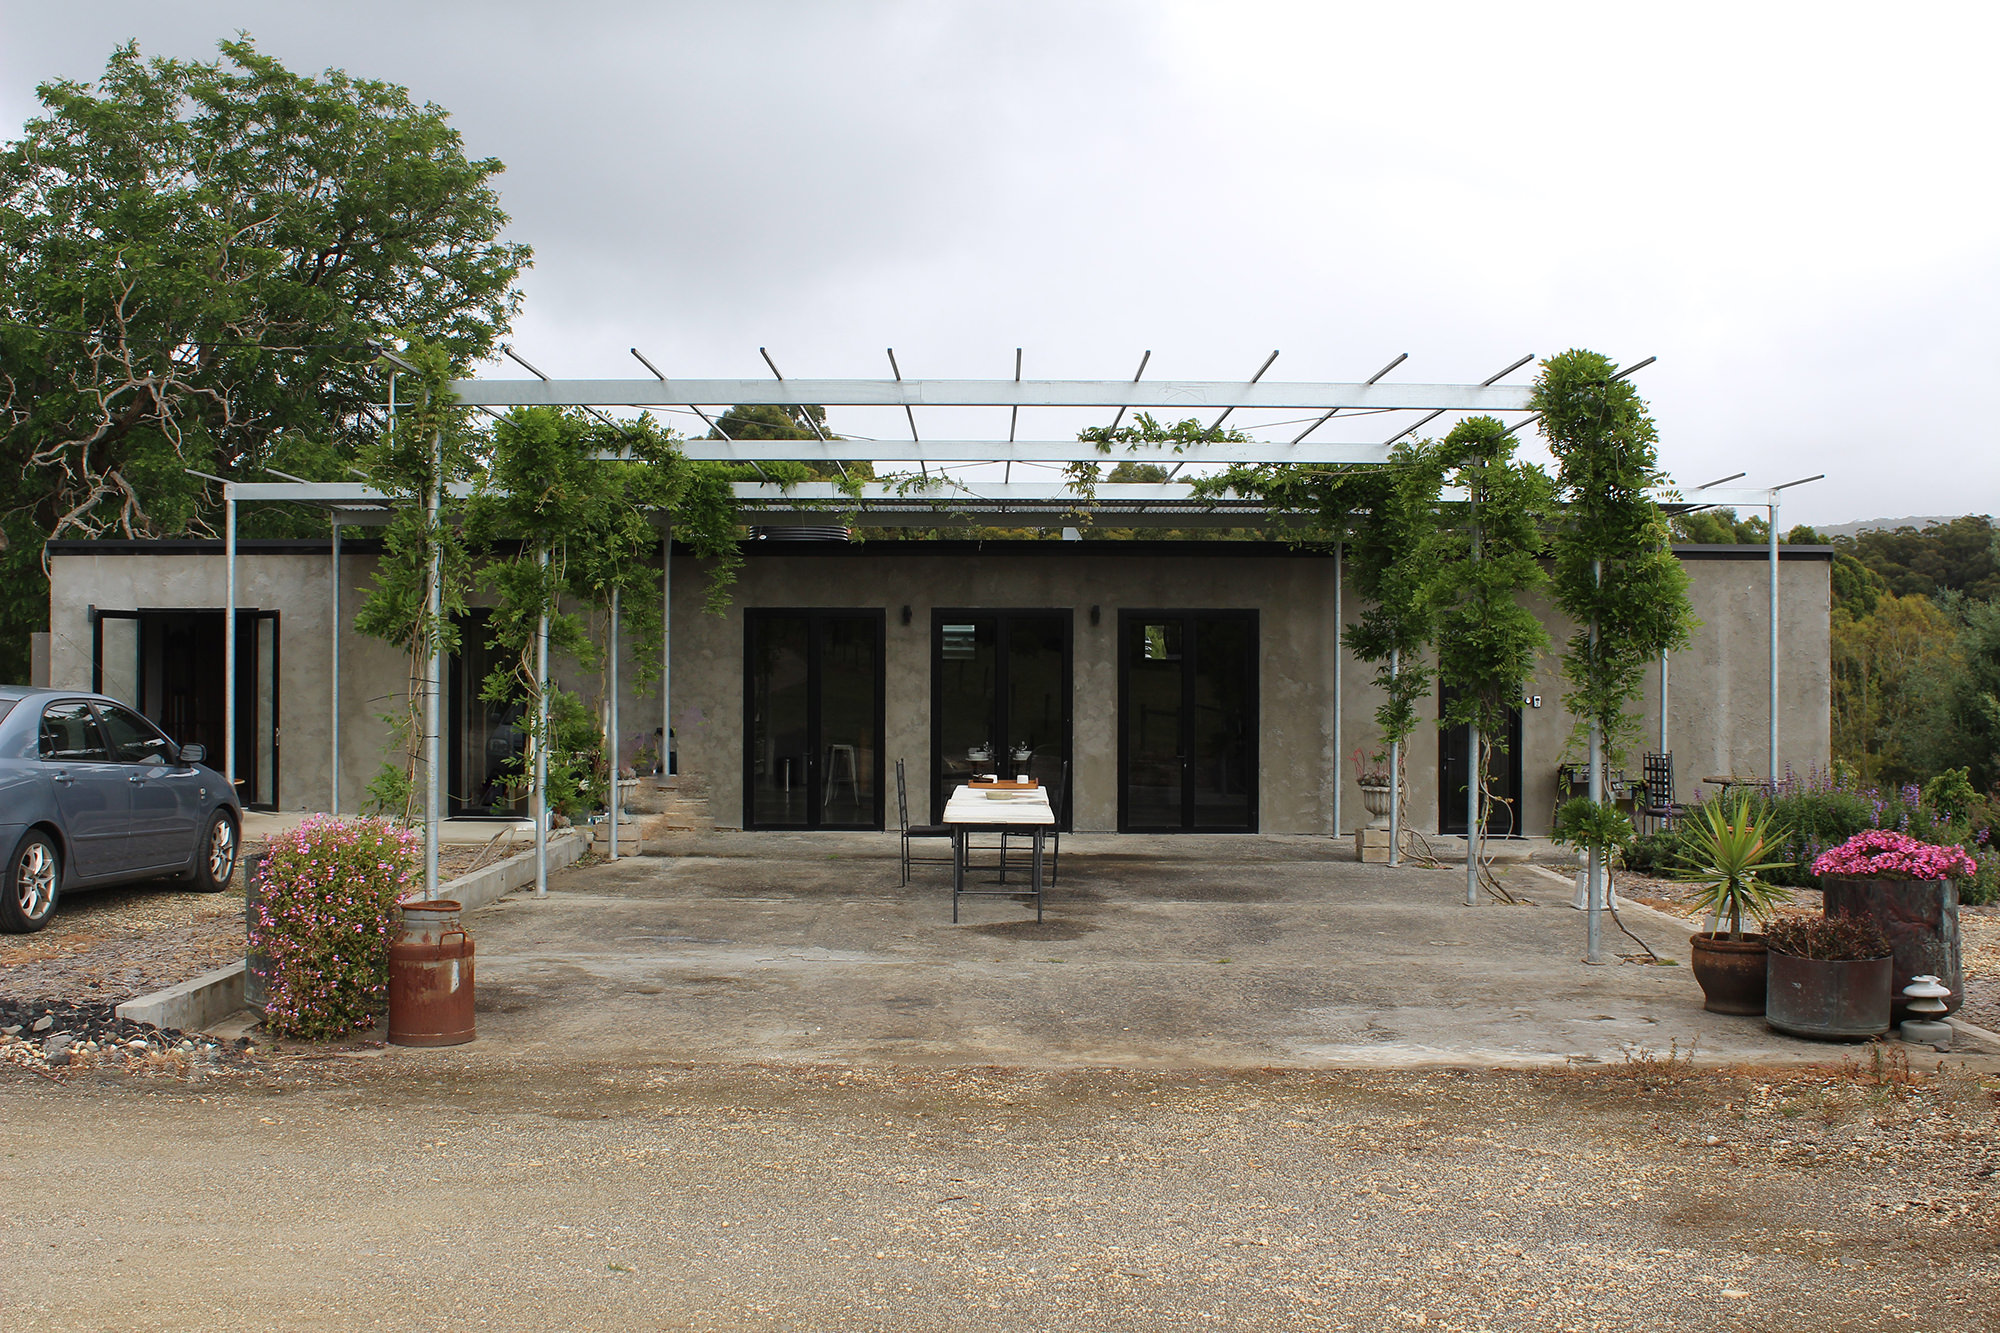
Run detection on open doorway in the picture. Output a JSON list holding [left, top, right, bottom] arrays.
[[92, 609, 280, 809]]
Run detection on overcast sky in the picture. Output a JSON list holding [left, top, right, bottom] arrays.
[[5, 1, 1995, 525]]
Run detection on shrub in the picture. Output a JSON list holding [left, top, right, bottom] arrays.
[[1619, 829, 1684, 876], [250, 815, 420, 1040], [1765, 914, 1891, 961]]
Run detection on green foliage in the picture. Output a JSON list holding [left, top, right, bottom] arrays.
[[1939, 596, 2000, 793], [1430, 417, 1553, 744], [0, 37, 526, 666], [1669, 508, 1768, 545], [1065, 414, 1251, 526], [1535, 350, 1696, 765], [1839, 515, 1999, 602], [1553, 797, 1635, 857], [1922, 767, 1978, 823], [1670, 796, 1795, 939]]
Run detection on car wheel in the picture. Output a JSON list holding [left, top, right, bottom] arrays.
[[191, 811, 237, 894], [2, 830, 60, 934]]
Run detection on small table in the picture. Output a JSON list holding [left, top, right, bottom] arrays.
[[1703, 774, 1773, 796], [943, 785, 1056, 923]]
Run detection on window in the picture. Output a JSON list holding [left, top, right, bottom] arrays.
[[98, 703, 176, 766], [39, 702, 110, 763]]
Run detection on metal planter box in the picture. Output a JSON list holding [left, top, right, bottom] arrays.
[[1766, 951, 1893, 1040]]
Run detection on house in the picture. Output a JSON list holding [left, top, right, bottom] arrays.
[[41, 534, 1831, 839]]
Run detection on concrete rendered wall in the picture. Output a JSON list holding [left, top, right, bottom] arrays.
[[47, 542, 1832, 837]]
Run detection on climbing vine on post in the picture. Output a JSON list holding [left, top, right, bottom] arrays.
[[1429, 415, 1554, 901], [1535, 349, 1695, 959], [351, 341, 477, 822]]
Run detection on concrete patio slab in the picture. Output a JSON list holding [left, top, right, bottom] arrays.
[[446, 833, 1973, 1070]]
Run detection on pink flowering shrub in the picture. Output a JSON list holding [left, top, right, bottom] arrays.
[[249, 815, 420, 1040], [1810, 828, 1979, 882]]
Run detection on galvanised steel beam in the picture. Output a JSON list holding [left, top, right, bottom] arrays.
[[676, 439, 1394, 464], [447, 378, 1534, 412]]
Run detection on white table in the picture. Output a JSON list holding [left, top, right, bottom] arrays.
[[942, 785, 1056, 923]]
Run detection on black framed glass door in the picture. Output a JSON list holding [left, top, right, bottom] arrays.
[[92, 609, 280, 810], [447, 609, 529, 817], [930, 610, 1072, 826], [1118, 611, 1257, 832], [745, 610, 884, 829], [1438, 688, 1525, 837]]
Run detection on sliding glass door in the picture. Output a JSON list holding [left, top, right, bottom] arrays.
[[745, 610, 884, 829], [1118, 610, 1257, 832]]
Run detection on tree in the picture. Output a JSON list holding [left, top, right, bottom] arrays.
[[0, 37, 529, 679], [1831, 590, 1962, 785], [1841, 515, 2000, 602]]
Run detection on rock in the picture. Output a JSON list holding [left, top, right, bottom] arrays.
[[1, 1024, 20, 1035], [31, 1016, 54, 1033], [42, 1032, 72, 1058], [126, 1038, 148, 1051], [47, 1051, 70, 1068]]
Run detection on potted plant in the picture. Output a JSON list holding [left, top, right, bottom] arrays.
[[1352, 747, 1392, 829], [1671, 796, 1793, 1014], [1812, 829, 1977, 1022], [1764, 914, 1894, 1040]]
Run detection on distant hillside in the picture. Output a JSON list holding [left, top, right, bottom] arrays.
[[1813, 515, 1976, 539]]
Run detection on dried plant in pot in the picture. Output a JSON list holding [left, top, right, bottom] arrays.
[[1764, 914, 1894, 1041], [1812, 829, 1978, 1021], [1671, 796, 1794, 1015]]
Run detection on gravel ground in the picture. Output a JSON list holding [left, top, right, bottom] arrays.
[[1, 1055, 1995, 1330]]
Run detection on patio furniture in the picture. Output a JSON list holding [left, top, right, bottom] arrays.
[[944, 782, 1056, 923], [1001, 757, 1070, 886], [895, 758, 952, 886], [1702, 774, 1774, 798], [1635, 751, 1684, 834]]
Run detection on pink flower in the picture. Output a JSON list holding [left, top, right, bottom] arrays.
[[1812, 828, 1978, 881]]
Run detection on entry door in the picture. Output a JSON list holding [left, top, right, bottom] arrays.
[[745, 610, 884, 830], [1438, 688, 1525, 837], [1118, 611, 1258, 832], [448, 609, 529, 817], [93, 610, 279, 810], [930, 611, 1072, 826]]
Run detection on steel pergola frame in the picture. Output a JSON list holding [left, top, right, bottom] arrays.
[[206, 350, 1818, 925]]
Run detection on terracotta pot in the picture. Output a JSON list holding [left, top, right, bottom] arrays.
[[1766, 951, 1893, 1040], [1690, 932, 1768, 1015], [1820, 876, 1962, 1021]]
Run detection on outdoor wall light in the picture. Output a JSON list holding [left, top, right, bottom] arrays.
[[901, 605, 912, 626], [1090, 605, 1100, 626]]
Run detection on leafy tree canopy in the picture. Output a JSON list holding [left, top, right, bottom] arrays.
[[0, 37, 529, 677]]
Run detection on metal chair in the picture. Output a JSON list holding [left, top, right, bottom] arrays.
[[1636, 751, 1684, 834], [999, 756, 1069, 885], [895, 758, 952, 886]]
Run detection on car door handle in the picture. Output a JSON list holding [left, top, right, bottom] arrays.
[[128, 775, 146, 785], [51, 769, 73, 786]]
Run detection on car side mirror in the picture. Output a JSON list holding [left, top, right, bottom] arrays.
[[177, 743, 206, 765]]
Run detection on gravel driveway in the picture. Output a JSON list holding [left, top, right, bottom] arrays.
[[2, 1056, 1995, 1330]]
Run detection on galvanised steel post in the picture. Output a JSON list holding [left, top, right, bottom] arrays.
[[423, 427, 442, 904], [330, 519, 341, 814], [608, 586, 620, 860], [1332, 542, 1343, 839], [224, 486, 236, 796], [1467, 725, 1480, 908], [1586, 559, 1604, 965], [535, 544, 550, 897], [1387, 646, 1401, 868], [1769, 496, 1780, 782]]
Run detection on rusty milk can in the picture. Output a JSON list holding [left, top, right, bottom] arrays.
[[388, 899, 475, 1047]]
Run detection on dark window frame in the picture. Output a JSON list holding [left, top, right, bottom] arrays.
[[1116, 609, 1260, 833], [741, 608, 887, 832], [927, 608, 1074, 829]]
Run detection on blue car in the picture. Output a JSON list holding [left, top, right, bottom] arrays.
[[0, 686, 242, 933]]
